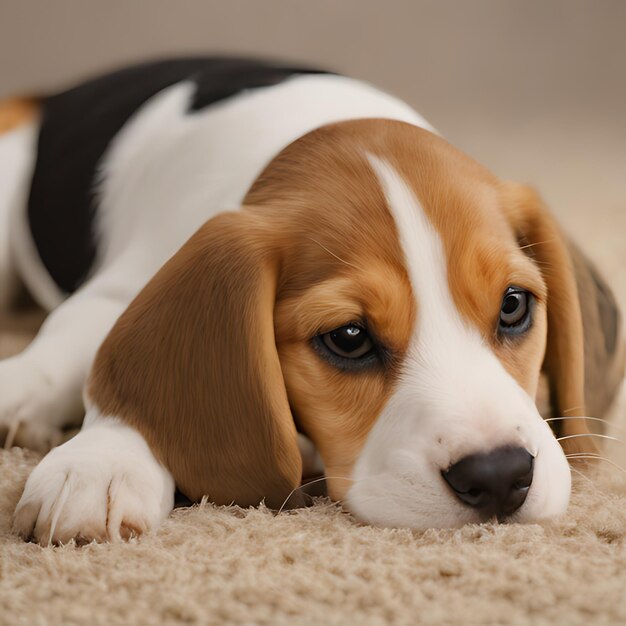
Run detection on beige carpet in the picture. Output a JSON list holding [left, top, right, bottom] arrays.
[[1, 440, 625, 625]]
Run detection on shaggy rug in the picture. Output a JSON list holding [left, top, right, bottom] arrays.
[[1, 439, 625, 625]]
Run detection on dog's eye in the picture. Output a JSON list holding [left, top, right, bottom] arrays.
[[499, 287, 532, 335], [321, 325, 374, 359]]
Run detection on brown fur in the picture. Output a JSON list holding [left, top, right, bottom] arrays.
[[87, 212, 304, 507], [274, 272, 414, 498], [0, 97, 39, 134], [360, 124, 603, 456], [371, 127, 549, 398], [499, 184, 603, 455], [569, 242, 625, 421], [89, 119, 618, 507]]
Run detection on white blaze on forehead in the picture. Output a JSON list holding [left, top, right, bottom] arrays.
[[366, 153, 482, 382], [366, 152, 509, 444], [366, 154, 463, 336], [365, 155, 522, 415], [365, 154, 533, 440]]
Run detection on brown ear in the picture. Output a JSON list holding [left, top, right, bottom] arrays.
[[500, 184, 603, 455], [568, 241, 624, 422], [88, 210, 303, 508]]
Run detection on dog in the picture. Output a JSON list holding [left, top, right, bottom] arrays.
[[0, 57, 622, 544]]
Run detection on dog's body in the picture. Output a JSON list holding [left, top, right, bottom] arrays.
[[0, 58, 622, 544]]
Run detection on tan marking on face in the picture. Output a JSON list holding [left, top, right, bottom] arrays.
[[274, 269, 414, 499], [0, 97, 39, 134], [267, 119, 592, 459], [346, 123, 549, 399], [246, 130, 417, 499]]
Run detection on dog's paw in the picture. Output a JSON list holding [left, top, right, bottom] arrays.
[[0, 356, 81, 452], [13, 419, 175, 545]]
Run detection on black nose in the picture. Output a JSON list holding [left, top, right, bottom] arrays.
[[442, 446, 534, 520]]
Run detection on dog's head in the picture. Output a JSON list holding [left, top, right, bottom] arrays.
[[88, 119, 611, 529]]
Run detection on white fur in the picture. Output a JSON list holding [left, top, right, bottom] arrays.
[[13, 411, 174, 544], [0, 122, 51, 309], [345, 156, 571, 529], [0, 123, 130, 450], [93, 74, 432, 276], [1, 122, 66, 310]]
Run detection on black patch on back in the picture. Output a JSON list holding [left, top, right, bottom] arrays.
[[28, 57, 330, 293]]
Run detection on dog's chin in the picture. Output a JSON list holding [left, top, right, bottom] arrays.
[[344, 484, 476, 531]]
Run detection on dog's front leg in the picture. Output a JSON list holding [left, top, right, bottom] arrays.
[[0, 277, 130, 451], [13, 414, 175, 545], [10, 265, 177, 544]]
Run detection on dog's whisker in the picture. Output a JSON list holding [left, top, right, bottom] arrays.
[[277, 476, 354, 514], [546, 416, 626, 435], [557, 433, 625, 446], [531, 259, 554, 270], [565, 454, 626, 475], [518, 239, 557, 251], [569, 465, 597, 486], [306, 237, 363, 271], [561, 405, 587, 415]]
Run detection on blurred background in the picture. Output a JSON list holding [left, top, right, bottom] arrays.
[[0, 0, 624, 310]]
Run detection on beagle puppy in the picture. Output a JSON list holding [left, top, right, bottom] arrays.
[[0, 58, 622, 544]]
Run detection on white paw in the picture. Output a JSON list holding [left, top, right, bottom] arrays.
[[13, 418, 175, 545], [0, 356, 82, 452]]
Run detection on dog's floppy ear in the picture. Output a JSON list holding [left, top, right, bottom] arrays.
[[500, 183, 607, 455], [567, 241, 624, 421], [88, 209, 303, 508], [534, 242, 625, 437]]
